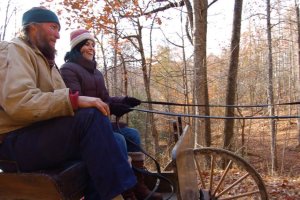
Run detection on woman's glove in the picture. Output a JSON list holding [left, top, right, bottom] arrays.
[[122, 96, 141, 107], [109, 103, 132, 117]]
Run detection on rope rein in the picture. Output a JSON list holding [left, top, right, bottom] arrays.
[[130, 100, 300, 120], [131, 108, 300, 120], [141, 100, 300, 108]]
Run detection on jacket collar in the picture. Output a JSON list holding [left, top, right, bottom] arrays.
[[72, 55, 97, 73]]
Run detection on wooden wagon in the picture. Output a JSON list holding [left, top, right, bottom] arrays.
[[0, 117, 268, 200]]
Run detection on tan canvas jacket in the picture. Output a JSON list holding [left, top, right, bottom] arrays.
[[0, 37, 74, 134]]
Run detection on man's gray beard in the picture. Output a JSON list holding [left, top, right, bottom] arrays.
[[35, 32, 56, 60], [38, 44, 56, 60]]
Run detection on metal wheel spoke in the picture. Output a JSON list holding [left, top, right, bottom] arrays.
[[216, 173, 250, 198], [213, 160, 233, 196], [219, 190, 261, 200]]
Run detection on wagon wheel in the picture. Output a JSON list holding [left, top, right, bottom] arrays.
[[193, 147, 268, 200]]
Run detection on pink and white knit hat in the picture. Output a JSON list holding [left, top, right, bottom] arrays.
[[70, 29, 95, 50]]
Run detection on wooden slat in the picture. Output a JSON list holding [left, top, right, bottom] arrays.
[[0, 172, 62, 200], [171, 125, 199, 200], [0, 161, 87, 200]]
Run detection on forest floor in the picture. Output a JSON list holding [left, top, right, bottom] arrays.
[[256, 145, 300, 200], [235, 119, 300, 199]]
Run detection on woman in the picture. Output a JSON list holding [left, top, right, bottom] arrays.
[[60, 29, 162, 200]]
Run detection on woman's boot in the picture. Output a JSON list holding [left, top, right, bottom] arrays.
[[122, 189, 138, 200], [129, 152, 163, 200], [112, 194, 124, 200], [122, 156, 138, 200]]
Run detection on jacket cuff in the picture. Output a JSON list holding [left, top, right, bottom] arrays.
[[111, 96, 125, 103], [69, 90, 79, 110]]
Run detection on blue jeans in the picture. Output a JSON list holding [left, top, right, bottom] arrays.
[[0, 108, 136, 200], [114, 127, 141, 152], [113, 132, 127, 155]]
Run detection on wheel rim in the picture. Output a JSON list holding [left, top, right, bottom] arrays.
[[193, 147, 268, 200]]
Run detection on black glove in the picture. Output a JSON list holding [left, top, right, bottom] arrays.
[[109, 103, 132, 117], [122, 96, 141, 107]]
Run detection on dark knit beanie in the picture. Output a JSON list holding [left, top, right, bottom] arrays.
[[22, 7, 60, 27]]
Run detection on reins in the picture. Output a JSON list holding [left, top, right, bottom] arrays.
[[132, 100, 300, 120], [131, 107, 300, 120], [141, 100, 300, 108]]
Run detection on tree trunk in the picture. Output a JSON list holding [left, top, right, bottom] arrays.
[[223, 0, 243, 151], [136, 19, 160, 159], [180, 9, 191, 124], [112, 18, 118, 96], [266, 0, 278, 173], [193, 0, 211, 147], [120, 53, 129, 124], [295, 0, 300, 148], [98, 33, 109, 89], [1, 0, 13, 41]]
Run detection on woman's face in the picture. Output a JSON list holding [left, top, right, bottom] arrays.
[[80, 39, 95, 61]]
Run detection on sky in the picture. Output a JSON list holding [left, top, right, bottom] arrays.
[[1, 0, 235, 66]]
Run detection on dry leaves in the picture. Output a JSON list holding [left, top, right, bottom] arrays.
[[264, 176, 300, 199]]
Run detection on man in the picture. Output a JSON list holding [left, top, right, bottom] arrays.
[[0, 7, 136, 200]]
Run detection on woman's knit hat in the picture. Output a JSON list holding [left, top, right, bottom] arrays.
[[22, 7, 60, 28], [70, 29, 95, 50]]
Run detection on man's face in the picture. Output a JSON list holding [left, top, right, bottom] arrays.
[[34, 22, 60, 59]]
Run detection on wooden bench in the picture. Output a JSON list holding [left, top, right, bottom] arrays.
[[0, 161, 88, 200]]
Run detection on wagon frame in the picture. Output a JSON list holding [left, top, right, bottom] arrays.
[[0, 114, 269, 200]]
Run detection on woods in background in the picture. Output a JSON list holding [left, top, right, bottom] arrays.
[[1, 0, 300, 174]]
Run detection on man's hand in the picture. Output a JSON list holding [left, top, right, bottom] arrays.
[[122, 96, 141, 107], [78, 96, 110, 116]]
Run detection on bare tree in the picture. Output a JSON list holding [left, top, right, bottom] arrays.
[[0, 0, 16, 41], [193, 0, 211, 147], [223, 0, 243, 151], [95, 32, 109, 88], [266, 0, 278, 173], [295, 0, 300, 149], [123, 18, 161, 158]]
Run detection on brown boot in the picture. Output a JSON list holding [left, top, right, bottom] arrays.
[[122, 189, 137, 200], [129, 152, 163, 200], [112, 195, 125, 200]]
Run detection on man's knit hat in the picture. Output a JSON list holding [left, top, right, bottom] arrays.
[[70, 29, 95, 50], [22, 7, 60, 27]]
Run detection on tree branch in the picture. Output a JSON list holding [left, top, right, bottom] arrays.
[[120, 0, 185, 18]]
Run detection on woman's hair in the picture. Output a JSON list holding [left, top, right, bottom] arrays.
[[64, 39, 95, 62]]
